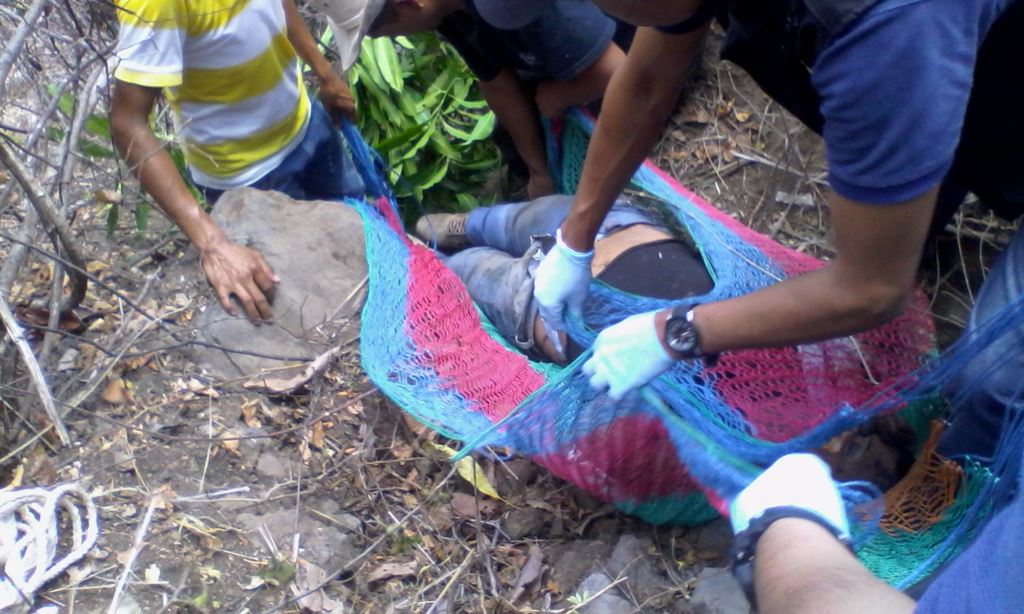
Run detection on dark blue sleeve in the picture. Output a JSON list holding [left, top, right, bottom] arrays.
[[811, 0, 1001, 204], [916, 452, 1024, 612]]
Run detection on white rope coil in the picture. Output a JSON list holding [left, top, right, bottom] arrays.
[[0, 484, 99, 611]]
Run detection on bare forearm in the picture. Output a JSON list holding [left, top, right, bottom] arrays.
[[693, 265, 902, 353], [561, 28, 703, 250], [688, 188, 937, 353], [479, 70, 548, 176], [283, 0, 334, 80], [755, 519, 914, 614], [112, 119, 224, 250]]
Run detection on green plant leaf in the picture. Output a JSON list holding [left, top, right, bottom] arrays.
[[372, 37, 404, 92]]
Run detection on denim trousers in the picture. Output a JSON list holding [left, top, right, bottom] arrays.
[[939, 224, 1024, 462], [445, 195, 657, 354], [196, 101, 365, 204]]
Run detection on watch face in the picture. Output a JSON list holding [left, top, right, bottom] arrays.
[[666, 317, 698, 354]]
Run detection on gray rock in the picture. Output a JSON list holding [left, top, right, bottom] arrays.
[[190, 188, 368, 380], [255, 452, 297, 479], [504, 507, 549, 539], [605, 534, 664, 606], [236, 509, 358, 570], [690, 567, 750, 614], [691, 518, 733, 559], [547, 540, 613, 596], [576, 572, 635, 614]]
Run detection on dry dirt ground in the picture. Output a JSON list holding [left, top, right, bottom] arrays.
[[1, 27, 1016, 614]]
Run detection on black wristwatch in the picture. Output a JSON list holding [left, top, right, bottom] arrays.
[[663, 304, 718, 365], [731, 507, 852, 608]]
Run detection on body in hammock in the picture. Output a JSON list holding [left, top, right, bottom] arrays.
[[418, 194, 713, 364], [416, 195, 914, 490]]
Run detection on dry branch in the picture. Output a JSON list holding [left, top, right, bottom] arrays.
[[0, 140, 89, 312], [0, 0, 50, 101], [0, 290, 70, 445]]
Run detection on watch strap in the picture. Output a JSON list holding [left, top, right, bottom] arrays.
[[730, 506, 851, 608], [668, 304, 719, 366]]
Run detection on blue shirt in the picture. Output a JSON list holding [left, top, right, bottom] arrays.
[[437, 0, 615, 83], [916, 447, 1024, 611], [812, 0, 1014, 204]]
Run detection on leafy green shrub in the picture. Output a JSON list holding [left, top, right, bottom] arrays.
[[348, 34, 501, 214]]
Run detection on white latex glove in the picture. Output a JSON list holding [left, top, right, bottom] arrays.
[[533, 228, 593, 330], [730, 453, 851, 541], [582, 310, 675, 400]]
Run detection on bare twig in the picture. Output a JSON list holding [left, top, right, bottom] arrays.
[[0, 0, 51, 101], [0, 140, 89, 312], [0, 289, 71, 445], [107, 497, 158, 614]]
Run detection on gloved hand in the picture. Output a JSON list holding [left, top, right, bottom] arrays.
[[533, 228, 593, 330], [582, 310, 675, 400], [730, 453, 850, 541]]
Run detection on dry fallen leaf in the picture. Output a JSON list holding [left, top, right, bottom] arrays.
[[366, 560, 418, 584], [184, 378, 220, 398], [151, 485, 176, 511], [240, 399, 262, 428], [450, 492, 501, 519], [425, 442, 504, 501], [143, 563, 162, 584], [308, 420, 327, 450], [220, 432, 240, 456], [292, 559, 345, 613], [507, 544, 544, 603], [94, 189, 123, 205], [101, 377, 130, 405]]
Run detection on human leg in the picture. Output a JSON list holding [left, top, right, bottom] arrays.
[[939, 226, 1024, 461], [463, 194, 656, 256], [444, 245, 540, 355], [464, 195, 574, 256]]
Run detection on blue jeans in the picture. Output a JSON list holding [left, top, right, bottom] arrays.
[[446, 195, 659, 355], [196, 102, 365, 204], [939, 225, 1024, 462]]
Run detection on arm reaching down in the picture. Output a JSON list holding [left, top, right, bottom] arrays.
[[478, 69, 556, 199], [559, 25, 706, 251], [532, 26, 705, 329], [735, 455, 916, 614], [283, 0, 356, 124], [110, 81, 279, 322]]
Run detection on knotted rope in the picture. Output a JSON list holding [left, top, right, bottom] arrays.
[[0, 484, 99, 611]]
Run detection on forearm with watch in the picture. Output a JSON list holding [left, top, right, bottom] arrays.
[[732, 454, 915, 614]]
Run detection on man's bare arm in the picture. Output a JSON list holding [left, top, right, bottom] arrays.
[[685, 188, 937, 353], [755, 518, 915, 614], [283, 0, 356, 123], [109, 81, 278, 321], [479, 69, 556, 198], [559, 25, 706, 251]]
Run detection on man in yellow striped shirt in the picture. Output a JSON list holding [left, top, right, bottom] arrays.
[[111, 0, 373, 322]]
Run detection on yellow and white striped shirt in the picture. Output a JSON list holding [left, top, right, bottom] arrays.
[[114, 0, 311, 189]]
